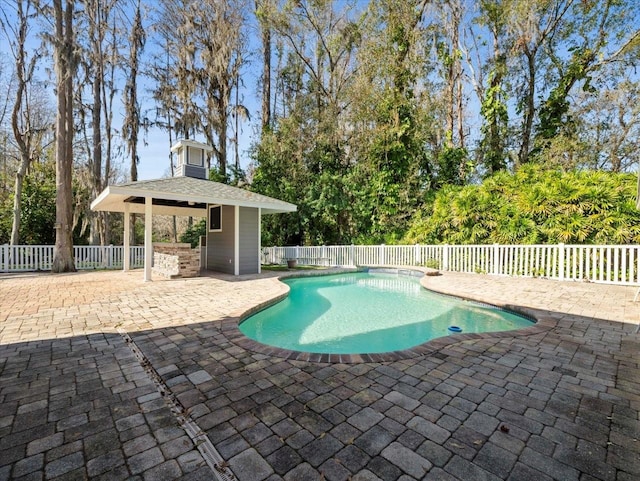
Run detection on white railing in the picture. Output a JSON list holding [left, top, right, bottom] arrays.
[[4, 243, 639, 286], [1, 245, 145, 273], [262, 244, 640, 286]]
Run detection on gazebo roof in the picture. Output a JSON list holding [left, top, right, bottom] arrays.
[[91, 176, 297, 216]]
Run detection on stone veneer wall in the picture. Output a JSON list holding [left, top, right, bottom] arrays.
[[152, 243, 200, 278]]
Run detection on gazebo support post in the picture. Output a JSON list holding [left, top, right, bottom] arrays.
[[257, 208, 261, 274], [123, 202, 130, 272], [234, 205, 240, 275], [144, 196, 153, 281]]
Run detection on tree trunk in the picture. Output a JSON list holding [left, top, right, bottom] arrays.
[[9, 0, 31, 245], [125, 0, 145, 245], [167, 111, 177, 242], [86, 0, 110, 247], [259, 1, 271, 132], [10, 164, 27, 245], [234, 75, 240, 171], [217, 89, 228, 177], [518, 51, 536, 166], [101, 17, 118, 246], [89, 71, 102, 246], [52, 0, 76, 273], [441, 1, 462, 148], [456, 52, 464, 148], [487, 30, 506, 174]]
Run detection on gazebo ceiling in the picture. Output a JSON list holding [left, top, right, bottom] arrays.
[[91, 176, 297, 216]]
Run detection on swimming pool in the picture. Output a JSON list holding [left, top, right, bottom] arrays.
[[239, 271, 533, 354]]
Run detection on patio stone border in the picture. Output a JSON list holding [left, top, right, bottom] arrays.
[[223, 267, 558, 364]]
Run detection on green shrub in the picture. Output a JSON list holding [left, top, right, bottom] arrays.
[[180, 219, 206, 248], [404, 164, 640, 245]]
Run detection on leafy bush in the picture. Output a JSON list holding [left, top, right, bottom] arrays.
[[0, 160, 58, 245], [404, 164, 640, 245], [180, 219, 206, 248]]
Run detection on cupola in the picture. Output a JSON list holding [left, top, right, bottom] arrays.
[[170, 139, 213, 179]]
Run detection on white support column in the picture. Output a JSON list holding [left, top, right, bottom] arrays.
[[257, 208, 262, 274], [123, 203, 130, 272], [234, 205, 240, 275], [144, 197, 153, 282]]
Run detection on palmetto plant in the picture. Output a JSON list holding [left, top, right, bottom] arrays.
[[405, 164, 640, 245]]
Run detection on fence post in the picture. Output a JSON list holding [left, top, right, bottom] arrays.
[[2, 244, 7, 273], [492, 244, 499, 275], [558, 243, 565, 280], [379, 244, 386, 266], [443, 244, 449, 271], [350, 244, 355, 266], [108, 244, 113, 268], [415, 244, 421, 265]]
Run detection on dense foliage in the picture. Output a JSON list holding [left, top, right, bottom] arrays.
[[404, 165, 640, 245], [249, 0, 640, 246], [180, 220, 206, 248], [0, 159, 90, 245], [0, 160, 57, 245], [1, 0, 639, 249]]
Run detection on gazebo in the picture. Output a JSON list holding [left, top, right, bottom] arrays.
[[91, 140, 297, 280]]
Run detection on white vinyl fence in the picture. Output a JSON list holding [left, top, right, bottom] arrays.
[[262, 244, 640, 286], [4, 243, 639, 286], [1, 245, 145, 273]]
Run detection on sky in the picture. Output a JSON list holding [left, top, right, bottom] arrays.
[[135, 85, 260, 181], [134, 23, 263, 181], [127, 0, 271, 181], [5, 0, 639, 182], [0, 0, 264, 182]]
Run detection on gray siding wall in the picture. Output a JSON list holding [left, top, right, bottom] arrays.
[[206, 205, 235, 274], [181, 164, 206, 179], [239, 207, 259, 275]]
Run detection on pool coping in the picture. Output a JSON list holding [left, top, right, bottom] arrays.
[[221, 267, 558, 363]]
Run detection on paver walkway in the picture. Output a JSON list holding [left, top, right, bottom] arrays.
[[0, 269, 638, 480]]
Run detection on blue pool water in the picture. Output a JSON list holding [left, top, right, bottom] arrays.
[[239, 272, 533, 354]]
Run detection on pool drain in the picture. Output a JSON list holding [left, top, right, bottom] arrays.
[[117, 329, 236, 481]]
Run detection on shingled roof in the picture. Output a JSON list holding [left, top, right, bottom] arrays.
[[91, 176, 297, 216]]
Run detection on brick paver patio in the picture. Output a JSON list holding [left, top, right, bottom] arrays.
[[0, 269, 638, 480]]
